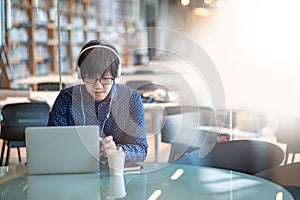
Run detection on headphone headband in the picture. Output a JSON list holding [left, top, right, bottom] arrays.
[[77, 44, 122, 78]]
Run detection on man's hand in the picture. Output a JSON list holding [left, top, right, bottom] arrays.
[[99, 135, 117, 157]]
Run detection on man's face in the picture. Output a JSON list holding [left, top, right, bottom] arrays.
[[83, 72, 114, 102]]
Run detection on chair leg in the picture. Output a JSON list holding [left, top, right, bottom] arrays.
[[285, 147, 290, 164], [17, 147, 22, 163], [0, 140, 6, 166], [5, 142, 11, 166], [168, 147, 175, 163], [290, 153, 295, 164]]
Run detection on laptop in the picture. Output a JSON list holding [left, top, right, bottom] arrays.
[[25, 126, 100, 175]]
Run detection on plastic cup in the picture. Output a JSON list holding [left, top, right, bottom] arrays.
[[107, 149, 125, 176]]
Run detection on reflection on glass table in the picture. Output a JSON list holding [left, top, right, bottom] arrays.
[[27, 173, 101, 200], [0, 163, 294, 200]]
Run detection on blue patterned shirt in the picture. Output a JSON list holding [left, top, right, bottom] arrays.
[[48, 83, 148, 162]]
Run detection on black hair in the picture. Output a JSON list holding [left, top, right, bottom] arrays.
[[78, 40, 120, 79]]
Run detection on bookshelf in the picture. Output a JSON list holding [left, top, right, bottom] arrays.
[[1, 0, 147, 89]]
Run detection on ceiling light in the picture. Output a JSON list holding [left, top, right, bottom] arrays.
[[181, 0, 190, 6]]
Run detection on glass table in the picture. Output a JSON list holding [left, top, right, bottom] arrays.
[[0, 162, 294, 200]]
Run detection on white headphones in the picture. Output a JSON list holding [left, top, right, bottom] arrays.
[[76, 44, 122, 78]]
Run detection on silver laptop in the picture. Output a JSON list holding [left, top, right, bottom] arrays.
[[25, 126, 100, 175]]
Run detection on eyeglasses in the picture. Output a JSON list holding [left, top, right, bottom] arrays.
[[83, 76, 114, 85]]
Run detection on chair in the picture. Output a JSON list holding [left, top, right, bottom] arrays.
[[275, 117, 300, 164], [0, 102, 50, 166], [161, 106, 216, 162], [37, 82, 65, 91], [125, 80, 156, 103], [125, 80, 155, 91], [125, 80, 171, 103], [255, 161, 300, 185], [255, 162, 300, 200], [174, 140, 285, 175], [134, 70, 155, 75], [283, 186, 300, 200]]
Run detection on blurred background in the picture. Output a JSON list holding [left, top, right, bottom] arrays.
[[1, 0, 300, 163]]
